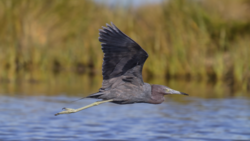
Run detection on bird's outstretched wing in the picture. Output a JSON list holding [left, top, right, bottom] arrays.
[[99, 22, 148, 86]]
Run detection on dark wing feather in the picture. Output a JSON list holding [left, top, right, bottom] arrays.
[[99, 22, 148, 85]]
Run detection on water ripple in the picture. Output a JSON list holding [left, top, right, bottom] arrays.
[[0, 96, 249, 141]]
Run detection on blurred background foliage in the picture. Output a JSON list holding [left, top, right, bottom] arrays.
[[0, 0, 249, 97]]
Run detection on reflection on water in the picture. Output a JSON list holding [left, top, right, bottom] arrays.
[[0, 72, 249, 140], [0, 71, 248, 98], [0, 96, 249, 140]]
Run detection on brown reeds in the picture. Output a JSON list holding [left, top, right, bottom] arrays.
[[0, 0, 249, 95]]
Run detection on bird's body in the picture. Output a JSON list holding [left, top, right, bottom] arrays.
[[55, 22, 188, 116], [89, 81, 154, 104]]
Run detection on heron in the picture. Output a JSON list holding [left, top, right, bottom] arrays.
[[55, 22, 188, 116]]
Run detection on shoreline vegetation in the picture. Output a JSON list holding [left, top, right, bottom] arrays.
[[0, 0, 249, 96]]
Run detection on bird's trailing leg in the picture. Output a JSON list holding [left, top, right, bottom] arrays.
[[55, 99, 113, 116]]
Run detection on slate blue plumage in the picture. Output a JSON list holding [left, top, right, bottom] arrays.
[[87, 22, 188, 104]]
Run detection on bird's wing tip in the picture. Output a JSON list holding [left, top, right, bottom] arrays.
[[106, 23, 110, 27]]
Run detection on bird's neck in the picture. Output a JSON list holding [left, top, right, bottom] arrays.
[[150, 85, 165, 104]]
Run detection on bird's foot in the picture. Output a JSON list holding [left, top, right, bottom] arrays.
[[55, 99, 113, 116], [55, 108, 76, 116]]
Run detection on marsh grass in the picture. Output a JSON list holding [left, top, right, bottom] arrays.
[[0, 0, 249, 95]]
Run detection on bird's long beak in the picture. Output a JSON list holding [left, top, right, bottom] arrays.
[[166, 88, 189, 96]]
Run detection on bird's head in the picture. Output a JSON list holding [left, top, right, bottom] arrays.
[[151, 85, 188, 96]]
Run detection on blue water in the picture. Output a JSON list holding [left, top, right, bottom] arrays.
[[0, 96, 250, 141]]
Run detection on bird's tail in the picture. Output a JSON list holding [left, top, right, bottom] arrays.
[[86, 92, 104, 99], [68, 97, 86, 103], [68, 92, 103, 104]]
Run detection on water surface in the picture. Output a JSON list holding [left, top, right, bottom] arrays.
[[0, 96, 249, 141]]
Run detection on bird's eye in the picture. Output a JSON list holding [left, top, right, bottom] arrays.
[[165, 89, 170, 92]]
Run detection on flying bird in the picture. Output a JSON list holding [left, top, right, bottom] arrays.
[[55, 22, 188, 116]]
